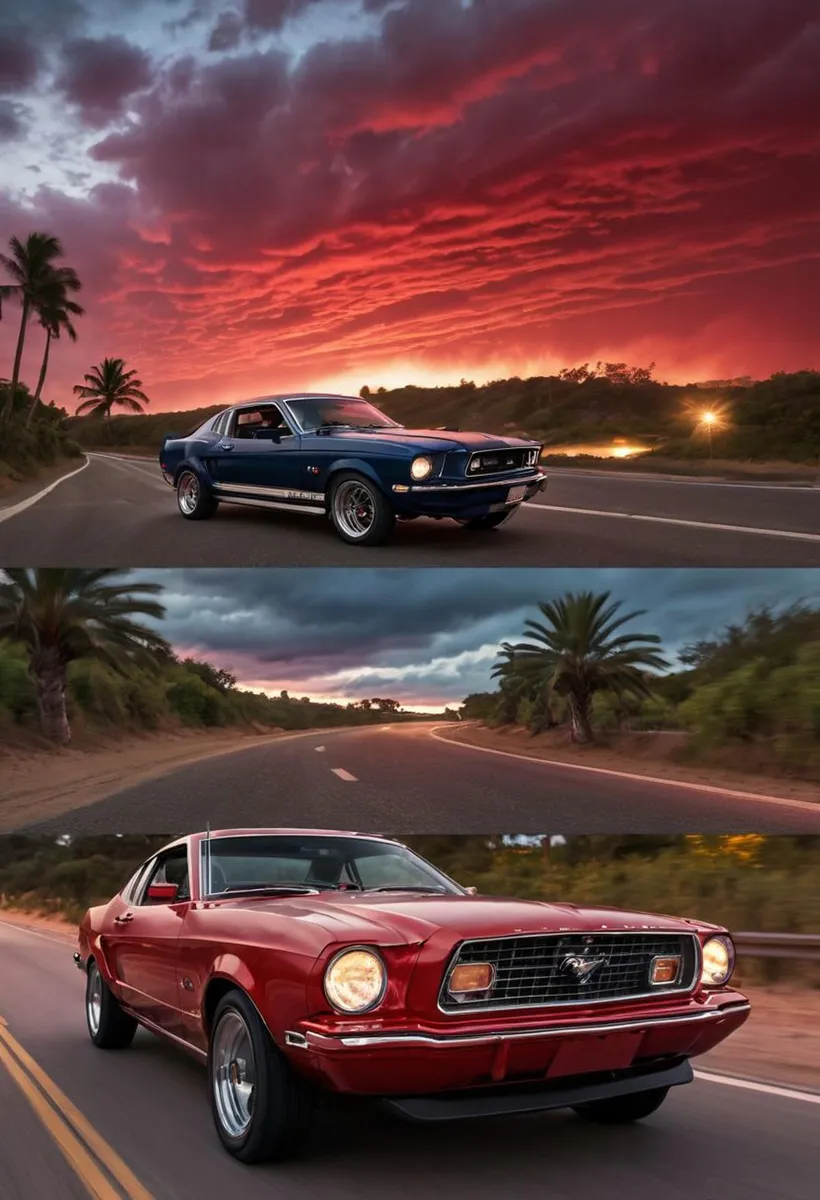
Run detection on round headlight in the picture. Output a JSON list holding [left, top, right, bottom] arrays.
[[700, 935, 735, 986], [410, 455, 434, 481], [324, 948, 386, 1013]]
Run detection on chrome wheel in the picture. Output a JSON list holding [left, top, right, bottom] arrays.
[[212, 1011, 256, 1139], [86, 964, 102, 1036], [332, 480, 376, 539], [178, 472, 200, 515]]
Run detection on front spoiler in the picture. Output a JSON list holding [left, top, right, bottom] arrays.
[[385, 1058, 693, 1123]]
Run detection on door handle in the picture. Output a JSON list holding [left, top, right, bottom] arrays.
[[114, 913, 134, 924], [218, 441, 234, 451]]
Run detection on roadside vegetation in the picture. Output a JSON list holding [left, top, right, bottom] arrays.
[[0, 230, 149, 488], [462, 600, 820, 781], [68, 365, 820, 469], [0, 568, 427, 749], [1, 835, 817, 966]]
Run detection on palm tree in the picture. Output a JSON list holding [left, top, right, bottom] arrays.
[[73, 357, 150, 423], [0, 569, 170, 745], [0, 233, 82, 421], [491, 642, 549, 726], [511, 591, 669, 744], [26, 281, 85, 426]]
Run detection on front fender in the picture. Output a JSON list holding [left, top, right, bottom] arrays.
[[324, 457, 390, 496]]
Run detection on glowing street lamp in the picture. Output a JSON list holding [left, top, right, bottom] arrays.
[[698, 410, 720, 459]]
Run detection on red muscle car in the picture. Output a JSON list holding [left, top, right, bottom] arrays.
[[74, 829, 750, 1164]]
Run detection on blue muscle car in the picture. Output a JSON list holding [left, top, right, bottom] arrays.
[[159, 393, 547, 546]]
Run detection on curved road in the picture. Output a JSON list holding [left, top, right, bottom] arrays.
[[21, 724, 820, 835], [0, 453, 818, 566], [0, 919, 817, 1200]]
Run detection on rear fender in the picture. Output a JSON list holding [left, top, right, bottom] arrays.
[[173, 456, 215, 494]]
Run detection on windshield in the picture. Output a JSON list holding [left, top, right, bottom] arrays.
[[199, 835, 462, 898], [288, 396, 400, 432]]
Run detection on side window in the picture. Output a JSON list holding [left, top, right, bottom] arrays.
[[214, 411, 230, 436], [123, 859, 156, 904], [137, 847, 191, 905], [232, 406, 291, 439]]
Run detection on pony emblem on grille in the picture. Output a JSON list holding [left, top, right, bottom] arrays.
[[560, 954, 609, 982]]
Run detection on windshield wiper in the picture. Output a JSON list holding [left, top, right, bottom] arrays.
[[366, 885, 450, 894], [217, 883, 325, 896]]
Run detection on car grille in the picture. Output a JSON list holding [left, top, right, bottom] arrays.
[[466, 448, 539, 477], [439, 932, 699, 1011]]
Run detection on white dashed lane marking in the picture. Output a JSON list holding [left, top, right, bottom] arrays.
[[331, 768, 358, 782]]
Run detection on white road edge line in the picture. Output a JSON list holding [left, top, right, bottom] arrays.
[[331, 768, 358, 781], [428, 728, 820, 814], [0, 918, 76, 947], [695, 1070, 820, 1104], [0, 457, 90, 525], [530, 502, 820, 543]]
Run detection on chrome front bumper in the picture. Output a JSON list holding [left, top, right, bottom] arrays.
[[288, 1000, 750, 1050]]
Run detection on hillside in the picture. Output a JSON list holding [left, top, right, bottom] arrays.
[[66, 368, 820, 465]]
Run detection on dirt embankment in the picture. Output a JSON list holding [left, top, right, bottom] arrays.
[[435, 724, 820, 803]]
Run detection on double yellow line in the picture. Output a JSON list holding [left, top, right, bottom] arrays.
[[0, 1015, 154, 1200]]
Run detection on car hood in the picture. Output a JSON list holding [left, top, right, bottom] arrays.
[[312, 428, 538, 453], [221, 892, 714, 947]]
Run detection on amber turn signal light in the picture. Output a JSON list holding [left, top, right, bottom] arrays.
[[650, 955, 681, 985], [449, 962, 494, 995]]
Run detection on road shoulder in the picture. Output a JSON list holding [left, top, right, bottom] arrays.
[[433, 724, 820, 805], [0, 726, 339, 832]]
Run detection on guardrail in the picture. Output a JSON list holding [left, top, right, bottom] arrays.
[[734, 933, 820, 961]]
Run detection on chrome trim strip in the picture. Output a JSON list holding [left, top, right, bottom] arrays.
[[307, 1003, 751, 1049], [124, 1011, 208, 1062], [218, 496, 326, 516], [212, 482, 325, 503], [436, 931, 702, 1015], [410, 472, 546, 493]]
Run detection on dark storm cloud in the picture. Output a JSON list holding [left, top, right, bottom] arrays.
[[129, 568, 820, 706], [0, 100, 27, 142], [0, 30, 42, 92], [55, 36, 155, 126], [208, 10, 244, 51]]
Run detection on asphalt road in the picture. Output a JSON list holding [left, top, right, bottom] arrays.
[[1, 918, 817, 1200], [21, 724, 820, 836], [0, 453, 818, 566]]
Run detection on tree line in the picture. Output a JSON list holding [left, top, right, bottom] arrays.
[[0, 569, 430, 745], [462, 596, 820, 778], [2, 835, 817, 970]]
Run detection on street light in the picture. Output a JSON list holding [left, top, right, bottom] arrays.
[[698, 410, 718, 460]]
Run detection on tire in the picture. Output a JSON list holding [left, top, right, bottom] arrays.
[[85, 960, 137, 1050], [572, 1086, 670, 1124], [176, 469, 218, 520], [328, 472, 395, 546], [208, 989, 313, 1164], [458, 509, 517, 532]]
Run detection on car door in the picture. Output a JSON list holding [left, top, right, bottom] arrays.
[[206, 403, 303, 498], [103, 845, 191, 1036]]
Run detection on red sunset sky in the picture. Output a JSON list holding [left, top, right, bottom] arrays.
[[1, 0, 819, 414]]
